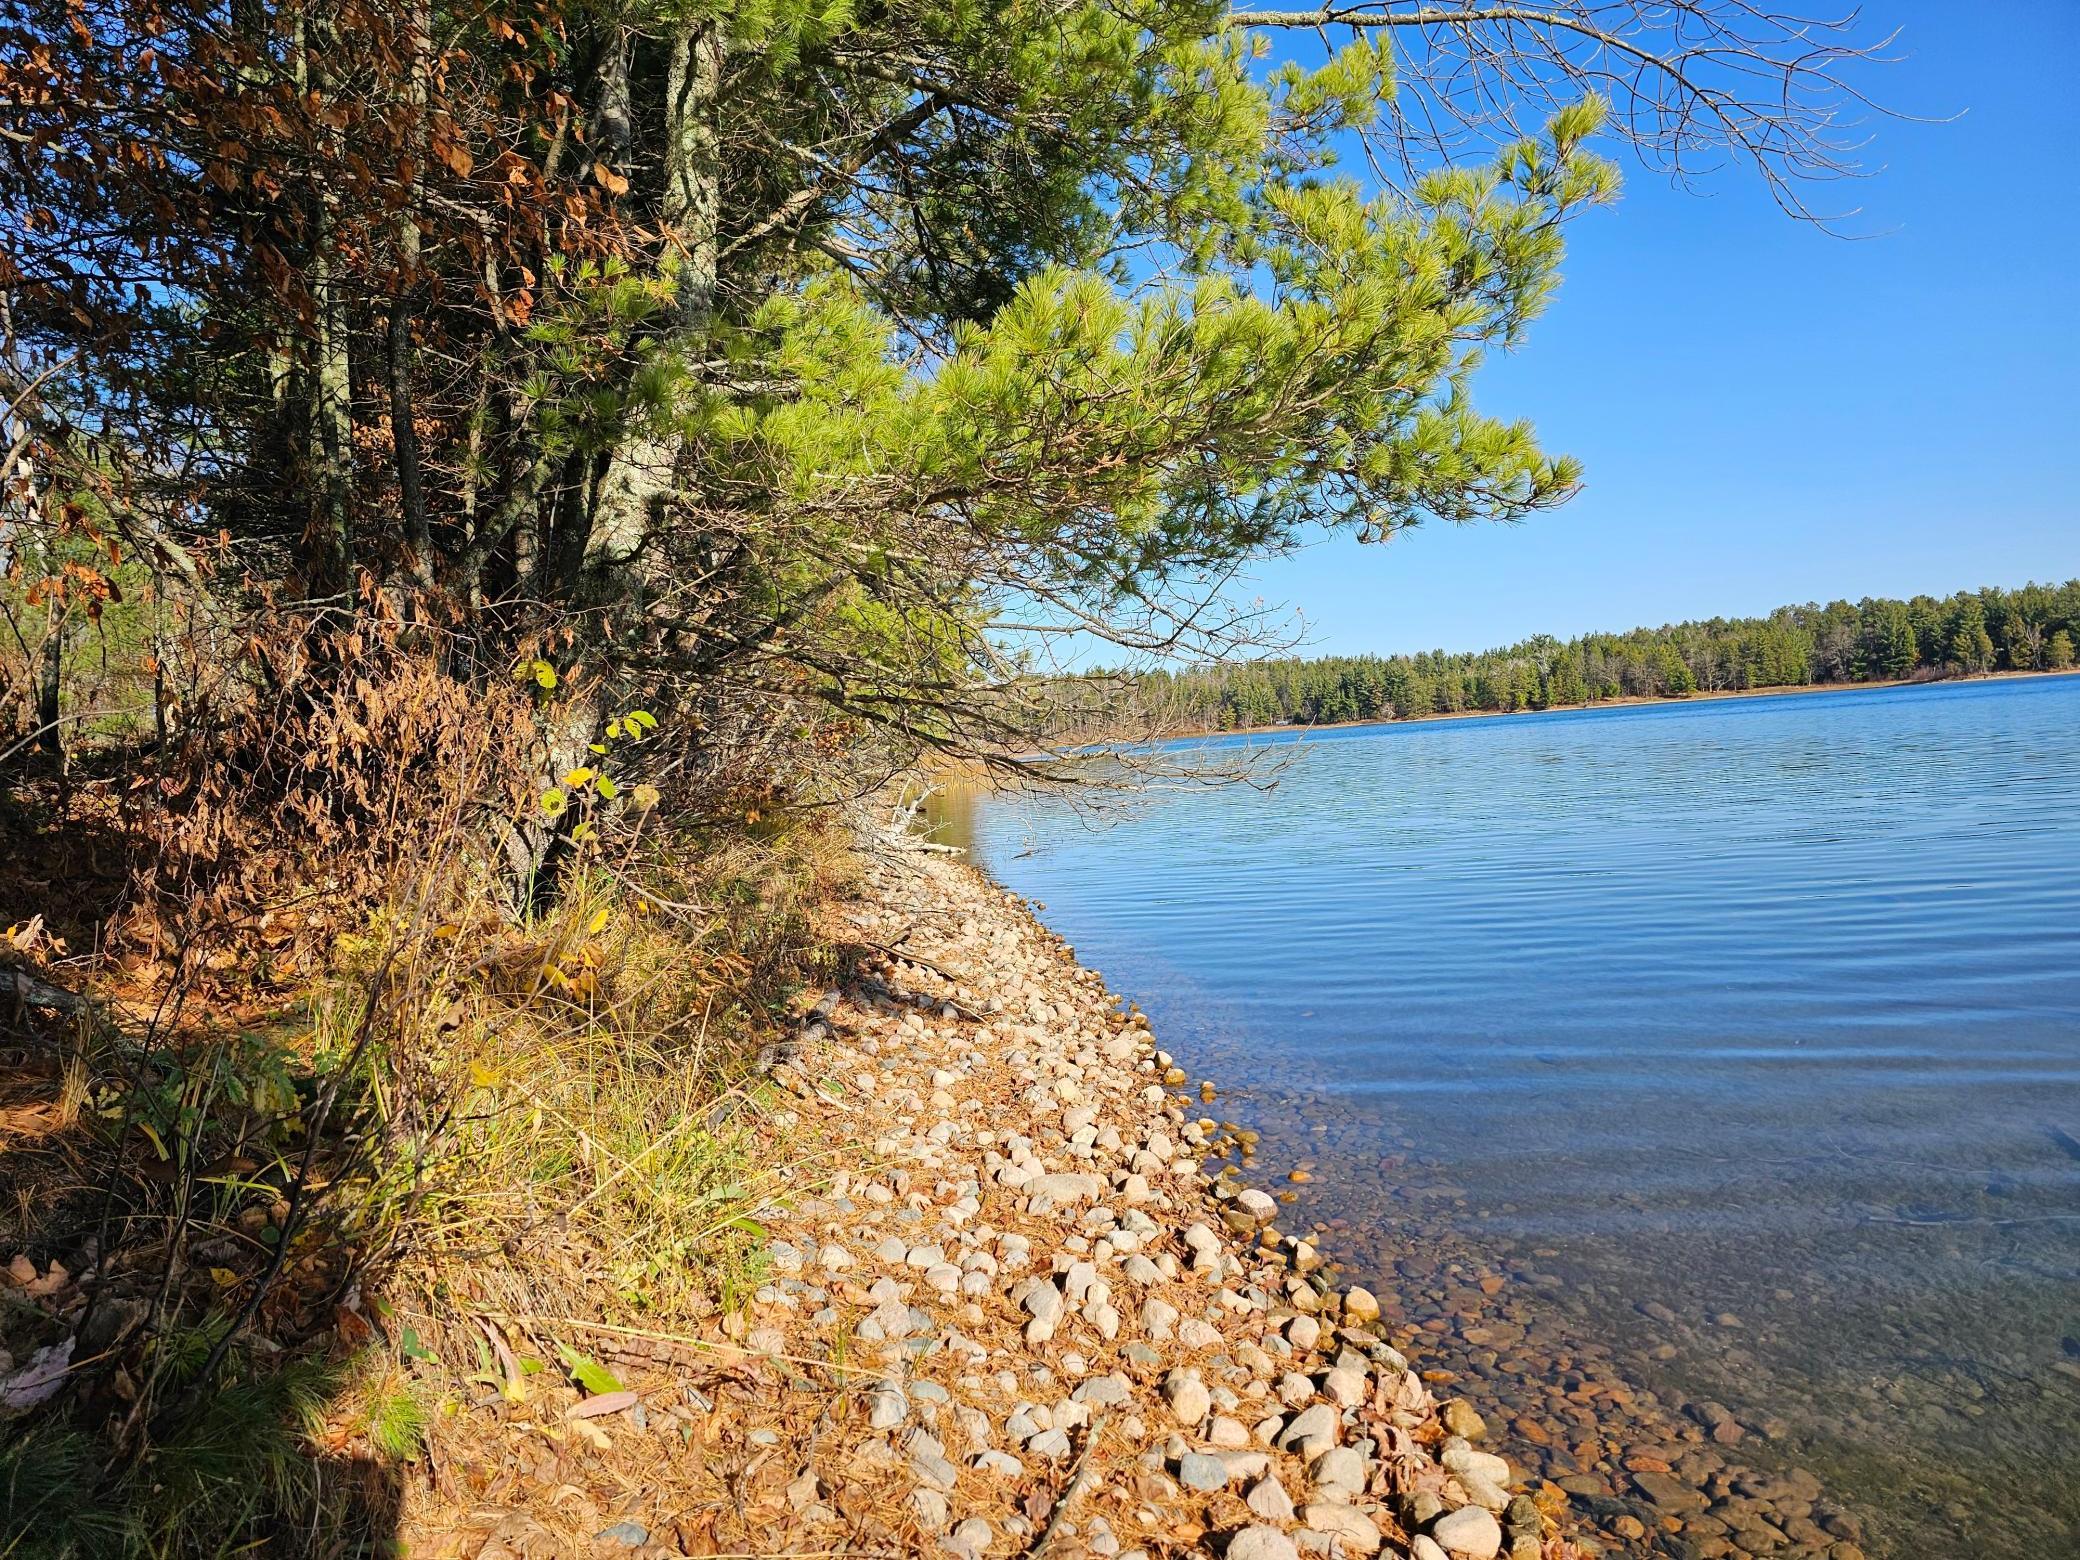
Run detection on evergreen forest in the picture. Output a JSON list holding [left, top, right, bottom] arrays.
[[1129, 582, 2080, 730]]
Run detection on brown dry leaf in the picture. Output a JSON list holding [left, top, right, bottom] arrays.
[[568, 1419, 611, 1451], [472, 1511, 560, 1560], [565, 1389, 638, 1420], [671, 1517, 718, 1556]]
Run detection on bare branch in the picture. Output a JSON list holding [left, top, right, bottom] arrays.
[[1231, 2, 1914, 224]]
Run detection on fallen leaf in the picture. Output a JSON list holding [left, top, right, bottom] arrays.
[[554, 1342, 623, 1397], [0, 1338, 74, 1415], [564, 1389, 638, 1420]]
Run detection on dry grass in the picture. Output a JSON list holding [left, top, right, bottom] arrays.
[[1, 755, 865, 1558]]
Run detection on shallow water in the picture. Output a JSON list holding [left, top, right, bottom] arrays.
[[939, 675, 2080, 1559]]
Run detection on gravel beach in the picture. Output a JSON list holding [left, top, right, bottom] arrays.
[[408, 849, 1572, 1559]]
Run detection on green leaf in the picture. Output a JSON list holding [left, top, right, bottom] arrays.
[[556, 1342, 624, 1397]]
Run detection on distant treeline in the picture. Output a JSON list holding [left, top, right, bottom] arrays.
[[1131, 581, 2080, 730]]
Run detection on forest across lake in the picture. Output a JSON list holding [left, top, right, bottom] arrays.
[[1110, 579, 2079, 733]]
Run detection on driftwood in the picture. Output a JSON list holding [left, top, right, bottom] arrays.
[[852, 975, 985, 1024]]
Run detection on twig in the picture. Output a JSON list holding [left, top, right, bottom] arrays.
[[1023, 1415, 1104, 1560], [860, 940, 969, 989], [464, 1310, 849, 1374]]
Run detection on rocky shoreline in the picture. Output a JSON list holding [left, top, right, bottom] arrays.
[[412, 849, 1572, 1558]]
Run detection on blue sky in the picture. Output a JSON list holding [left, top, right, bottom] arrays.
[[1240, 0, 2080, 658]]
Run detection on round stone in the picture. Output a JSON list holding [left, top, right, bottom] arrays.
[[1226, 1528, 1300, 1560], [1432, 1506, 1503, 1560]]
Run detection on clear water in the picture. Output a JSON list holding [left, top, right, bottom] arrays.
[[939, 675, 2080, 1558]]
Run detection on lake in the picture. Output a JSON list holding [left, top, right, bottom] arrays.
[[937, 674, 2080, 1560]]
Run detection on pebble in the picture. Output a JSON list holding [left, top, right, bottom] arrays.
[[1322, 1365, 1367, 1407], [1028, 1427, 1073, 1460], [1177, 1451, 1229, 1491], [1235, 1188, 1279, 1223], [1074, 1373, 1132, 1406], [1440, 1399, 1486, 1440], [1209, 1414, 1251, 1448], [1301, 1503, 1383, 1555], [1431, 1506, 1503, 1559], [1163, 1368, 1212, 1426], [912, 1488, 949, 1531], [1247, 1475, 1297, 1522], [867, 1380, 908, 1430], [1227, 1528, 1301, 1560], [1278, 1403, 1339, 1456], [1310, 1445, 1365, 1494], [1027, 1172, 1103, 1203]]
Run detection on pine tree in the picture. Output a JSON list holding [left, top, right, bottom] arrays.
[[5, 0, 1907, 768], [1859, 601, 1920, 680], [1946, 600, 1997, 674]]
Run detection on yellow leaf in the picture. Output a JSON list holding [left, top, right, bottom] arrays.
[[539, 787, 568, 818], [563, 767, 595, 787], [137, 1121, 168, 1160], [586, 908, 610, 935], [595, 775, 619, 800], [210, 1267, 240, 1288], [470, 1061, 500, 1087]]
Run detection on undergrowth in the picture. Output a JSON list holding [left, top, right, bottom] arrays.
[[1, 662, 860, 1557]]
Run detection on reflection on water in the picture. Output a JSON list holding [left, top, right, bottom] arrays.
[[939, 676, 2080, 1560]]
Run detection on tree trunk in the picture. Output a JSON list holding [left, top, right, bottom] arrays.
[[390, 0, 432, 589], [579, 18, 721, 585], [35, 595, 62, 760], [300, 9, 356, 603]]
